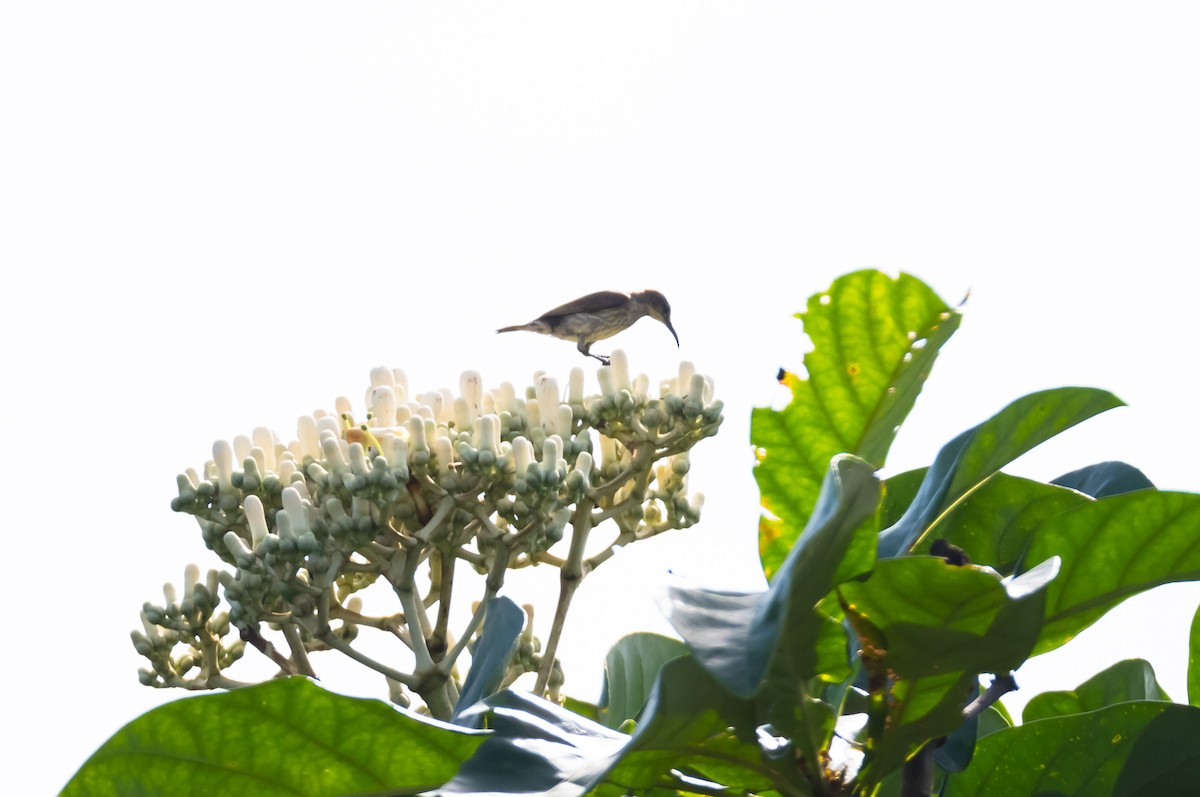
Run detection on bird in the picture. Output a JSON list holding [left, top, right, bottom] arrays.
[[497, 290, 679, 365]]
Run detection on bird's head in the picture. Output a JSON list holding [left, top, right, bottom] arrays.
[[633, 290, 679, 347]]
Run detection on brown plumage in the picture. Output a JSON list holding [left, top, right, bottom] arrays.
[[497, 290, 679, 365]]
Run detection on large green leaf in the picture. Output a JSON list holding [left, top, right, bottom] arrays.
[[666, 455, 880, 697], [877, 387, 1124, 558], [1052, 460, 1155, 499], [908, 473, 1090, 574], [442, 690, 629, 796], [599, 656, 781, 795], [453, 596, 525, 722], [753, 270, 960, 577], [597, 632, 688, 730], [1027, 490, 1200, 655], [1190, 601, 1200, 707], [840, 557, 1058, 679], [441, 659, 792, 797], [943, 702, 1200, 797], [1023, 658, 1169, 723], [841, 557, 1058, 787], [63, 678, 485, 797]]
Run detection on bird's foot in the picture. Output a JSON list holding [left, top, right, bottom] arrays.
[[590, 353, 612, 366]]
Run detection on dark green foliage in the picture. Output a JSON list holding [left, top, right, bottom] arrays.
[[63, 678, 485, 797], [69, 271, 1200, 796]]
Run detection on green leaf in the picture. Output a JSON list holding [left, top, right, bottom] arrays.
[[453, 596, 525, 722], [63, 677, 485, 797], [879, 468, 928, 531], [943, 702, 1200, 797], [841, 558, 1057, 787], [861, 671, 980, 788], [444, 690, 629, 796], [1023, 659, 1170, 723], [945, 388, 1125, 500], [977, 704, 1011, 738], [443, 659, 794, 797], [598, 632, 689, 730], [602, 656, 781, 795], [1190, 602, 1200, 707], [839, 557, 1057, 679], [667, 456, 881, 697], [1028, 490, 1200, 655], [1052, 460, 1155, 499], [753, 270, 960, 577], [910, 473, 1089, 574], [878, 387, 1124, 558]]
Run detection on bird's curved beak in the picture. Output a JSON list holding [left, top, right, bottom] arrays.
[[665, 320, 679, 347]]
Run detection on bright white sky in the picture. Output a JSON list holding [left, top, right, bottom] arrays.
[[4, 3, 1200, 793]]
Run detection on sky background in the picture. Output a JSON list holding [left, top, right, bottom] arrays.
[[4, 3, 1200, 794]]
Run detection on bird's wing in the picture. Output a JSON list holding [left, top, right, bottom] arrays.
[[536, 291, 629, 321]]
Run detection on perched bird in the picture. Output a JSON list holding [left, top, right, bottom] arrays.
[[497, 290, 679, 365]]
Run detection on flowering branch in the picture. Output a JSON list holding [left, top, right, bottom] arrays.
[[135, 351, 722, 719]]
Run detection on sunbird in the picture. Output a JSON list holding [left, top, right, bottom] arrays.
[[497, 290, 679, 365]]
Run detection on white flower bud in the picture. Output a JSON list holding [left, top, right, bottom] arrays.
[[553, 405, 573, 439], [478, 415, 500, 455], [407, 416, 428, 455], [370, 366, 394, 387], [512, 435, 533, 474], [334, 396, 352, 417], [597, 367, 616, 398], [599, 434, 619, 470], [369, 385, 397, 428], [632, 374, 649, 398], [212, 440, 234, 491], [233, 435, 252, 465], [348, 441, 369, 474], [574, 450, 593, 481], [320, 431, 348, 469], [454, 397, 473, 432], [395, 404, 413, 424], [568, 368, 585, 404], [244, 494, 270, 548], [184, 564, 200, 595], [541, 436, 564, 480], [316, 415, 341, 440], [252, 427, 276, 471], [223, 530, 254, 564], [609, 350, 630, 391], [439, 388, 456, 422], [392, 369, 409, 401], [281, 486, 311, 535], [140, 610, 161, 640], [678, 361, 696, 396], [297, 415, 321, 459], [420, 391, 444, 421], [537, 376, 559, 431], [249, 447, 267, 475], [277, 510, 296, 540], [433, 437, 454, 476], [461, 371, 483, 418], [163, 582, 178, 607]]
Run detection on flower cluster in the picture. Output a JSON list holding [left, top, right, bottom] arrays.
[[137, 352, 722, 716]]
